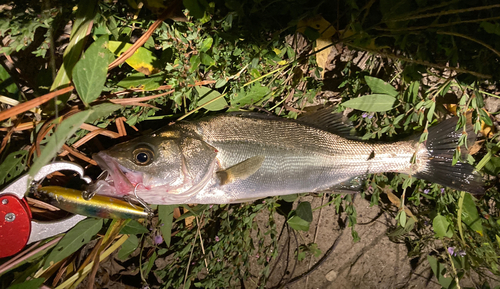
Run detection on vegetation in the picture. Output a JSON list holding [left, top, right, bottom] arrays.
[[0, 0, 499, 288]]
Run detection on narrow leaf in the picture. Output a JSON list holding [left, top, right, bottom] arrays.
[[342, 94, 397, 112], [158, 205, 176, 247], [86, 103, 122, 123], [143, 251, 157, 276], [44, 218, 102, 268], [29, 110, 92, 179], [364, 76, 398, 97]]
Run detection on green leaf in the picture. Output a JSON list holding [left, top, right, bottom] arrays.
[[388, 217, 415, 237], [364, 76, 398, 97], [9, 278, 45, 289], [200, 36, 213, 52], [195, 86, 227, 111], [120, 220, 149, 234], [0, 150, 27, 185], [200, 53, 215, 66], [476, 151, 493, 171], [399, 210, 407, 228], [296, 250, 306, 261], [231, 84, 269, 106], [86, 103, 122, 123], [72, 35, 112, 105], [108, 41, 160, 75], [106, 16, 119, 40], [44, 218, 102, 268], [29, 110, 92, 180], [215, 78, 227, 88], [479, 109, 493, 126], [427, 101, 436, 121], [341, 94, 397, 112], [484, 157, 500, 175], [158, 205, 176, 247], [295, 202, 313, 222], [287, 215, 310, 231], [433, 214, 453, 238], [0, 65, 18, 95], [302, 26, 321, 41], [51, 0, 98, 91], [117, 73, 164, 91], [461, 193, 483, 235], [481, 21, 500, 36], [407, 81, 419, 103], [183, 0, 206, 19], [404, 217, 415, 232], [175, 210, 195, 222], [117, 234, 139, 260], [427, 255, 453, 288], [189, 54, 201, 72], [280, 194, 299, 203]]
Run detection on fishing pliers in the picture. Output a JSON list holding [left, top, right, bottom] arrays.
[[0, 162, 90, 258]]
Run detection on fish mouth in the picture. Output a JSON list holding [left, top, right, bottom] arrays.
[[91, 152, 142, 196]]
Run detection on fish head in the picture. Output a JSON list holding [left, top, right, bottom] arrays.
[[91, 133, 185, 197]]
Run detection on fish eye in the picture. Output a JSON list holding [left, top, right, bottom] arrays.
[[132, 146, 154, 166]]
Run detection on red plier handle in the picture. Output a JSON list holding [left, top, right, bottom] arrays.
[[0, 162, 90, 258]]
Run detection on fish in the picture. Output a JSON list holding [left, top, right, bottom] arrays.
[[90, 110, 484, 205]]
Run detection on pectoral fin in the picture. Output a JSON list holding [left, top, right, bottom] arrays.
[[217, 155, 265, 185]]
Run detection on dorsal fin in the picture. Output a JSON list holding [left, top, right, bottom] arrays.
[[298, 108, 360, 140]]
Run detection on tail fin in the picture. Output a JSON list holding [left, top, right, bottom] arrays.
[[414, 117, 484, 194]]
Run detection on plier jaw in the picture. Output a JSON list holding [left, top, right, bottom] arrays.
[[0, 162, 90, 258]]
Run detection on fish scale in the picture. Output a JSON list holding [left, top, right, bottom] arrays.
[[191, 118, 415, 203]]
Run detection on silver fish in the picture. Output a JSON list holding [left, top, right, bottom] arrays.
[[91, 110, 483, 204]]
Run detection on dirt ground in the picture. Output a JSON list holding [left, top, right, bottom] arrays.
[[245, 195, 494, 289]]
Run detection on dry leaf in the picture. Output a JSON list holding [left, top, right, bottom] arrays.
[[297, 16, 336, 78]]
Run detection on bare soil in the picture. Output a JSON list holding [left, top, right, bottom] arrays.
[[246, 195, 493, 289]]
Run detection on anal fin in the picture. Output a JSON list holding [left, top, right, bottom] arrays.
[[328, 176, 365, 194]]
